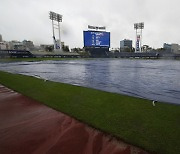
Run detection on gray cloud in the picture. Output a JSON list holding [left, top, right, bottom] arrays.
[[0, 0, 180, 49]]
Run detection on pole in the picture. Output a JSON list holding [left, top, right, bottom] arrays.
[[58, 21, 61, 51], [141, 28, 143, 52], [139, 29, 141, 52], [135, 29, 137, 53], [52, 19, 56, 50]]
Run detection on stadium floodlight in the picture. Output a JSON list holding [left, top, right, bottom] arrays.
[[49, 11, 62, 22], [134, 23, 139, 29], [49, 11, 63, 51], [56, 14, 62, 22], [138, 22, 144, 29], [134, 22, 144, 53], [49, 11, 56, 20], [134, 23, 144, 29]]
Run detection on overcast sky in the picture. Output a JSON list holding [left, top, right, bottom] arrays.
[[0, 0, 180, 49]]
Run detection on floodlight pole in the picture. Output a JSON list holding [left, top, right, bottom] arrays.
[[140, 28, 143, 52], [51, 19, 56, 50], [139, 32, 142, 53], [135, 28, 137, 53], [49, 11, 62, 51], [134, 23, 139, 53], [134, 22, 144, 53], [58, 21, 61, 50], [140, 23, 144, 52]]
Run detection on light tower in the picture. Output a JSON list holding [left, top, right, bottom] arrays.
[[134, 22, 144, 53], [49, 11, 62, 51]]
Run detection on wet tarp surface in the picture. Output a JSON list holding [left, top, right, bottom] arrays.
[[0, 85, 148, 154]]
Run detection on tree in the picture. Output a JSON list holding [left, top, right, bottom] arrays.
[[62, 45, 70, 52], [45, 46, 53, 52]]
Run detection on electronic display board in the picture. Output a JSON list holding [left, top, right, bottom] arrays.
[[83, 31, 110, 47]]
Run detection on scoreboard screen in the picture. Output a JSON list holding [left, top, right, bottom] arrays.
[[83, 31, 110, 47]]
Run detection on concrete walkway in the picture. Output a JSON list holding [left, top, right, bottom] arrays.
[[0, 85, 148, 154]]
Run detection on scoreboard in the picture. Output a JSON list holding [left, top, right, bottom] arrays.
[[83, 31, 110, 47]]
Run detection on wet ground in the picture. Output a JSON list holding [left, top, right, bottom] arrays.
[[0, 84, 148, 154], [0, 59, 179, 104]]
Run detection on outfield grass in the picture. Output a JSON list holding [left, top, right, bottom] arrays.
[[0, 71, 179, 154]]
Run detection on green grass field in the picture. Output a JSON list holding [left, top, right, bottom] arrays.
[[0, 71, 179, 154]]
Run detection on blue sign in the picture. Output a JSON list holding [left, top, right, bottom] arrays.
[[136, 40, 139, 50], [136, 35, 140, 51], [83, 31, 110, 47]]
